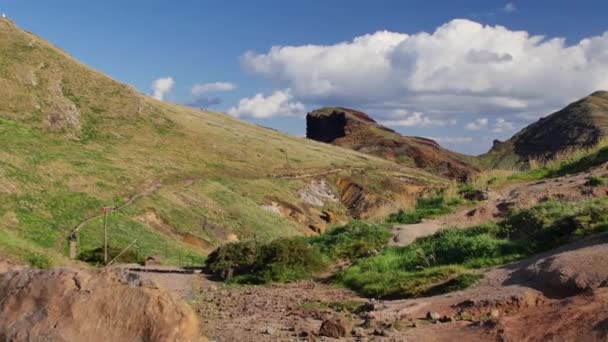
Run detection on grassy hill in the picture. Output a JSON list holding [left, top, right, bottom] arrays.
[[0, 18, 444, 267]]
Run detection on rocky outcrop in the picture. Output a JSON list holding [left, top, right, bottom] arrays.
[[307, 107, 477, 181], [484, 91, 608, 167], [0, 267, 201, 342]]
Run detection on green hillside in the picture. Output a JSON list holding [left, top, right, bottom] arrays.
[[0, 19, 444, 267]]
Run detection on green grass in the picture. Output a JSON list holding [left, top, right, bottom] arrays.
[[338, 197, 608, 298], [388, 194, 462, 224]]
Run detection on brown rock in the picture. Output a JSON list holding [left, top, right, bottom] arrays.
[[319, 316, 352, 338], [144, 255, 162, 266], [0, 267, 201, 342]]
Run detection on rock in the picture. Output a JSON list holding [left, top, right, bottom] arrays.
[[426, 311, 441, 321], [319, 316, 352, 338], [462, 189, 490, 201], [352, 327, 366, 337], [439, 315, 454, 323], [0, 267, 200, 341], [320, 210, 337, 223], [143, 255, 162, 266], [490, 309, 500, 318], [262, 326, 274, 335]]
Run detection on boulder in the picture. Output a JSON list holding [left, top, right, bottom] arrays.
[[0, 267, 201, 342], [462, 190, 489, 201], [144, 255, 162, 266], [319, 316, 352, 338]]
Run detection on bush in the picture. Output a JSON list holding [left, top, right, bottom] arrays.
[[206, 240, 259, 279], [206, 238, 327, 283], [586, 176, 605, 187], [309, 221, 391, 260], [252, 237, 326, 283]]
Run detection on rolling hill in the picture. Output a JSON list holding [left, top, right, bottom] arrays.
[[0, 18, 444, 266]]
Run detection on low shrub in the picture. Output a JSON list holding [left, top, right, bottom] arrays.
[[309, 220, 391, 259], [206, 238, 326, 283], [586, 176, 605, 187], [251, 237, 326, 283], [205, 240, 259, 279]]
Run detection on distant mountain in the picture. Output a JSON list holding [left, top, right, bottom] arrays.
[[482, 91, 608, 168], [306, 107, 478, 180]]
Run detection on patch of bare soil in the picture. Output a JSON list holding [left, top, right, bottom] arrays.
[[0, 266, 202, 342]]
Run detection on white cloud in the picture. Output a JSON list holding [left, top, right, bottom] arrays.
[[491, 118, 515, 133], [380, 110, 454, 127], [503, 2, 516, 13], [242, 19, 608, 120], [466, 117, 489, 130], [428, 136, 474, 144], [151, 77, 174, 100], [227, 89, 305, 118], [191, 82, 236, 96]]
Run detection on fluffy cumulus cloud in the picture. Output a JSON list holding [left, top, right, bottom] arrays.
[[191, 82, 236, 96], [466, 117, 489, 130], [227, 89, 305, 118], [241, 19, 608, 119], [151, 77, 175, 100]]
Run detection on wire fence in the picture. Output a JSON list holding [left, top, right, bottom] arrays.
[[73, 212, 206, 268]]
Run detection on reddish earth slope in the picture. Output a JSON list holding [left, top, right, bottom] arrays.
[[306, 107, 478, 180]]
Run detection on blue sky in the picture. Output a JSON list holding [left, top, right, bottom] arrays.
[[2, 0, 608, 154]]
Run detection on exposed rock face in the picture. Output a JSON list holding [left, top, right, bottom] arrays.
[[0, 267, 201, 342], [484, 91, 608, 167], [307, 107, 477, 180], [336, 177, 385, 218]]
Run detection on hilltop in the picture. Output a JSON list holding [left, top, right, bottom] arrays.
[[306, 107, 478, 180], [482, 91, 608, 168], [0, 18, 443, 266]]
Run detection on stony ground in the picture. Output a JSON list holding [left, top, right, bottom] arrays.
[[129, 232, 608, 341]]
